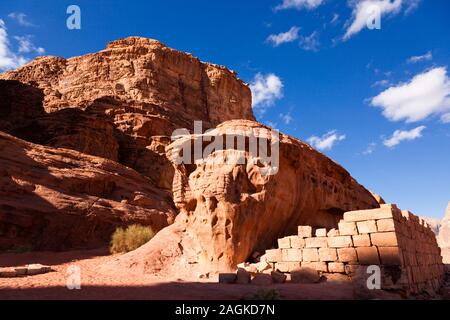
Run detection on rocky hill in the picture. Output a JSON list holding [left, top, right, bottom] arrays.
[[0, 37, 379, 273]]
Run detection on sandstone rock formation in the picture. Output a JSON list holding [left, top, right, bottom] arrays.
[[0, 80, 120, 162], [0, 131, 176, 250], [1, 37, 378, 275], [0, 37, 253, 126], [103, 120, 379, 276], [0, 37, 253, 251], [0, 37, 254, 189]]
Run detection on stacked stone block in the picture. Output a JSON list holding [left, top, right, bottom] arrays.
[[0, 264, 52, 277], [261, 204, 445, 294]]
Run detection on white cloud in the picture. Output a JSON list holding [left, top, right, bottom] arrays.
[[280, 112, 293, 124], [371, 79, 390, 88], [8, 12, 35, 27], [370, 67, 450, 122], [362, 142, 377, 155], [441, 113, 450, 124], [307, 130, 346, 150], [250, 73, 284, 111], [299, 31, 320, 51], [15, 36, 32, 53], [266, 26, 300, 47], [14, 36, 45, 55], [0, 19, 27, 70], [404, 0, 421, 15], [407, 51, 432, 64], [383, 126, 426, 147], [0, 20, 44, 71], [343, 0, 402, 40], [275, 0, 324, 11], [330, 13, 340, 25]]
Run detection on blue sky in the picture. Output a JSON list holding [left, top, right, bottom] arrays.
[[1, 0, 449, 218]]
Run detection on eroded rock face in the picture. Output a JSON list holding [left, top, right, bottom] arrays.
[[0, 131, 176, 251], [0, 80, 120, 162], [104, 120, 379, 275], [0, 37, 253, 126], [0, 37, 254, 251], [1, 37, 379, 273], [170, 121, 379, 271], [0, 37, 254, 188]]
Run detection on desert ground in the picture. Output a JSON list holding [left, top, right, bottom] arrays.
[[0, 36, 449, 301], [0, 248, 361, 300]]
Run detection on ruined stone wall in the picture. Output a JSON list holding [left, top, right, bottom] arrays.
[[235, 204, 445, 295]]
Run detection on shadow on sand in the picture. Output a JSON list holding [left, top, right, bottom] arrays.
[[0, 248, 110, 268], [0, 280, 356, 300]]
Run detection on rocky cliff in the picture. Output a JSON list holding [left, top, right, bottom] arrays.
[[0, 37, 253, 125], [1, 37, 378, 271], [0, 37, 254, 189], [0, 37, 254, 251]]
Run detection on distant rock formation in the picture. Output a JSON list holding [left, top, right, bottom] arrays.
[[420, 203, 450, 264]]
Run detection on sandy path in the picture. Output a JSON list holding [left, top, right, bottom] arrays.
[[0, 248, 356, 300]]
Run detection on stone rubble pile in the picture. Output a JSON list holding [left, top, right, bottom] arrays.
[[0, 264, 52, 277], [219, 204, 445, 295]]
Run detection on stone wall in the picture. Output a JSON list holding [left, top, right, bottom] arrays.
[[227, 204, 445, 295]]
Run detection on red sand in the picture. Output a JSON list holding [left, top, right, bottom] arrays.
[[0, 248, 358, 300]]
